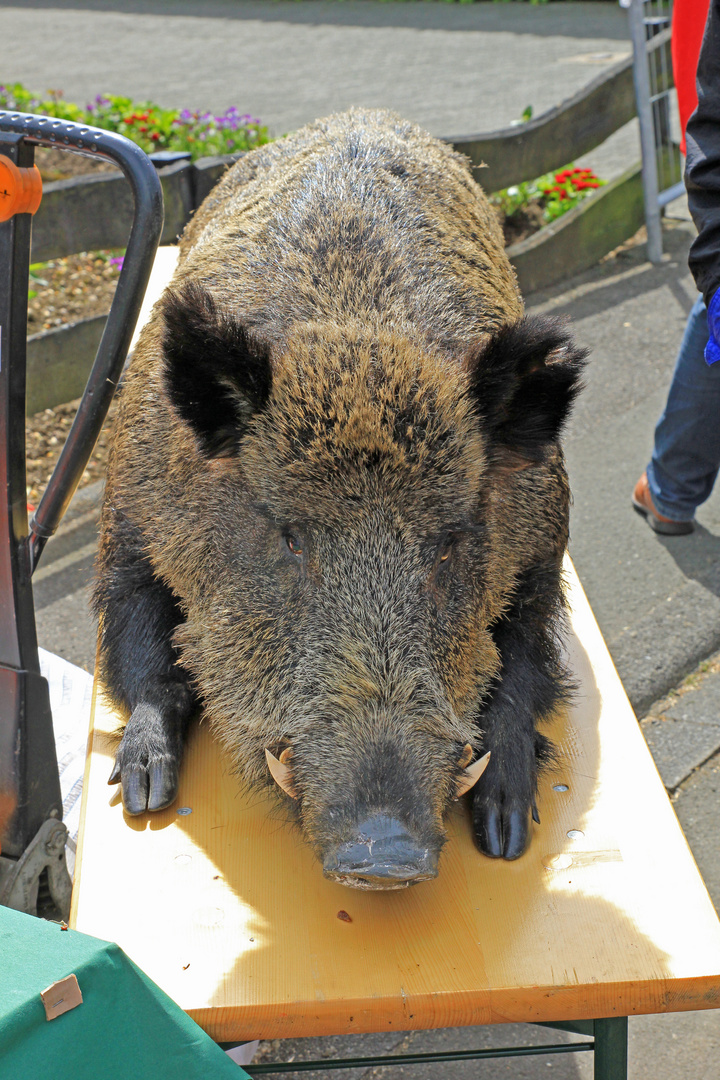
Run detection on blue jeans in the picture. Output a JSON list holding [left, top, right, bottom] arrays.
[[646, 294, 720, 521]]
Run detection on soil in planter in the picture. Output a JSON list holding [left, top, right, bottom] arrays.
[[29, 145, 126, 332], [25, 249, 124, 502], [498, 201, 547, 247], [27, 251, 123, 334], [34, 146, 118, 183], [26, 395, 119, 507]]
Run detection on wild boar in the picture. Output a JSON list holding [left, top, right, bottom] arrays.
[[95, 108, 585, 889]]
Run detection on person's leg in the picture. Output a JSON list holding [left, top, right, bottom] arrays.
[[645, 295, 720, 520]]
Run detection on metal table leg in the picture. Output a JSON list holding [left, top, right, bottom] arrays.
[[594, 1017, 629, 1080]]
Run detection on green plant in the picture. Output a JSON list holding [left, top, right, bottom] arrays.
[[27, 263, 48, 301], [0, 82, 270, 160], [492, 165, 605, 225], [538, 166, 604, 221]]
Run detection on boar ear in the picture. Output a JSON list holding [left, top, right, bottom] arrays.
[[469, 315, 587, 465], [161, 282, 272, 457]]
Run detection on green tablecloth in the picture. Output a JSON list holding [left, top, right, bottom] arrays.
[[0, 905, 248, 1079]]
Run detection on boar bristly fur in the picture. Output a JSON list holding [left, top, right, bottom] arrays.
[[95, 109, 586, 883]]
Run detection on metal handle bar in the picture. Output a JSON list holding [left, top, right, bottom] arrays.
[[0, 110, 164, 570]]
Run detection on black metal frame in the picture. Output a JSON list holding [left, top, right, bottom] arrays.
[[0, 112, 162, 908], [232, 1018, 627, 1078], [243, 1042, 594, 1073]]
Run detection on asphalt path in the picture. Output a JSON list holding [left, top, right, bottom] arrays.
[[9, 3, 720, 1077], [0, 1, 631, 137]]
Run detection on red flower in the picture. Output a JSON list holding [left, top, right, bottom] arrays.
[[150, 132, 161, 141]]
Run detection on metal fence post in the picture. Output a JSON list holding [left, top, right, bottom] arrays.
[[628, 0, 665, 262], [626, 0, 684, 263]]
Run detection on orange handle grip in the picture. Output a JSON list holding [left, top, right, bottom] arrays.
[[0, 156, 42, 222]]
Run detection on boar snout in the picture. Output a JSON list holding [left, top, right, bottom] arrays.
[[322, 813, 439, 890]]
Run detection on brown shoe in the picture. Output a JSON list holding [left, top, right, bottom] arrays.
[[632, 472, 694, 535]]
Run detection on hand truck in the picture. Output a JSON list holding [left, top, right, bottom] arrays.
[[0, 111, 163, 920]]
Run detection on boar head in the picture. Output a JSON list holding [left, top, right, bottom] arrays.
[[158, 283, 584, 888]]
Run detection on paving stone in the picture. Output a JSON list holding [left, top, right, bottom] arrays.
[[641, 714, 720, 791], [607, 582, 720, 718], [665, 673, 720, 726], [247, 1030, 409, 1080], [673, 755, 720, 914], [627, 1010, 720, 1080], [33, 482, 101, 675]]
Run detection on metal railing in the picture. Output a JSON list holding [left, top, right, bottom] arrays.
[[626, 0, 684, 262]]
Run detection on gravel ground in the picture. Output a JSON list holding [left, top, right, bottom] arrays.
[[34, 145, 118, 183], [27, 250, 122, 333], [25, 395, 118, 508]]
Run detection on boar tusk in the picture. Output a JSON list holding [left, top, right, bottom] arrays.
[[457, 743, 473, 770], [265, 748, 298, 799], [455, 750, 491, 799]]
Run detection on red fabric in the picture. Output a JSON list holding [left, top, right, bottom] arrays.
[[672, 0, 711, 154]]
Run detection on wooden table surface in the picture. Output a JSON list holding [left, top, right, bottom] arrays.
[[70, 559, 720, 1043]]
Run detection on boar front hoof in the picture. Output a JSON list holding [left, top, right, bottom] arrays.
[[322, 814, 439, 890], [108, 703, 182, 815], [472, 800, 533, 861]]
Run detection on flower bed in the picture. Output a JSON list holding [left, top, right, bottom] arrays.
[[0, 82, 269, 159], [493, 164, 605, 245]]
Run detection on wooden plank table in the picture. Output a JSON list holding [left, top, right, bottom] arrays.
[[70, 559, 720, 1071]]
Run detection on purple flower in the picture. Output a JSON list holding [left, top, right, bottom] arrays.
[[109, 256, 124, 270]]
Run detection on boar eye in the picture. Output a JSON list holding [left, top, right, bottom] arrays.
[[438, 536, 455, 564], [283, 532, 304, 558]]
